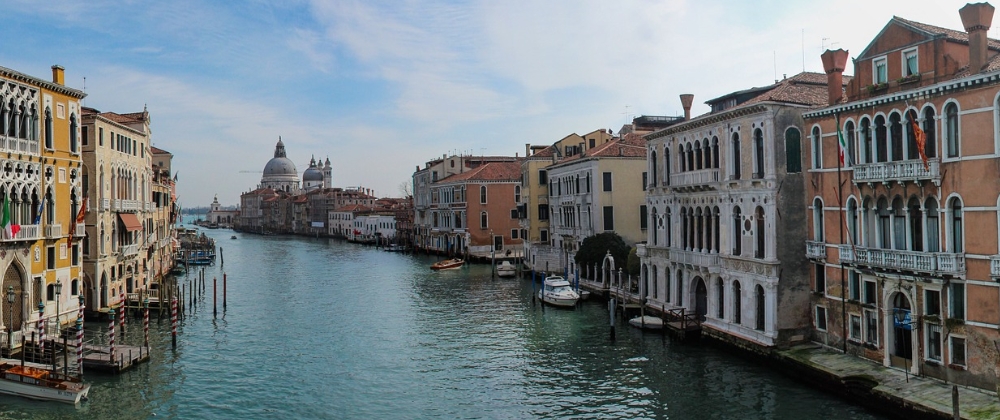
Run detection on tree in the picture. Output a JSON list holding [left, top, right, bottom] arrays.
[[626, 247, 640, 276], [574, 232, 629, 270], [398, 181, 413, 198]]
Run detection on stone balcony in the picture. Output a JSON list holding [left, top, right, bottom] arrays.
[[120, 244, 139, 257], [806, 240, 826, 260], [838, 245, 964, 276], [75, 223, 85, 236], [991, 256, 1000, 278], [852, 158, 940, 185], [670, 248, 719, 269], [0, 136, 40, 156], [0, 225, 39, 242], [44, 224, 61, 238], [669, 168, 721, 192]]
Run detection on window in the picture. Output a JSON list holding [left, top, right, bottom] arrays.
[[847, 198, 859, 245], [44, 107, 53, 149], [47, 284, 55, 301], [849, 314, 862, 341], [46, 246, 55, 270], [511, 229, 518, 239], [514, 186, 520, 203], [732, 281, 742, 325], [732, 207, 742, 256], [815, 306, 827, 331], [480, 186, 487, 204], [849, 271, 861, 301], [753, 128, 764, 178], [874, 115, 887, 162], [480, 211, 488, 229], [873, 56, 888, 84], [925, 289, 941, 317], [99, 127, 104, 146], [889, 113, 902, 161], [864, 309, 879, 345], [815, 264, 826, 294], [860, 117, 872, 163], [754, 206, 765, 258], [945, 103, 959, 158], [845, 120, 856, 167], [950, 337, 966, 367], [540, 229, 548, 243], [813, 198, 824, 241], [538, 204, 549, 221], [603, 206, 614, 231], [82, 126, 89, 146], [71, 279, 79, 296], [923, 107, 937, 158], [863, 279, 877, 305], [69, 114, 78, 153], [903, 49, 918, 77], [755, 285, 765, 331], [731, 133, 741, 179], [640, 205, 647, 230], [926, 324, 942, 362], [716, 278, 724, 319], [949, 282, 965, 320], [510, 209, 518, 219], [926, 197, 940, 252], [785, 127, 801, 173], [642, 171, 647, 191], [537, 170, 547, 185], [602, 172, 612, 191], [950, 197, 963, 252], [810, 126, 822, 169]]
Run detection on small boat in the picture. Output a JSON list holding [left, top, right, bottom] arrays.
[[579, 290, 591, 300], [231, 235, 237, 240], [496, 261, 516, 277], [430, 258, 464, 270], [0, 363, 90, 404], [538, 276, 580, 307], [628, 315, 664, 330]]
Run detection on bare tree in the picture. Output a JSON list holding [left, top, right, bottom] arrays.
[[398, 181, 413, 197]]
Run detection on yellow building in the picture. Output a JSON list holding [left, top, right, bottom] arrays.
[[0, 64, 86, 345]]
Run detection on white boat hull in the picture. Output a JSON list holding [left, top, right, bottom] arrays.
[[628, 315, 664, 330], [538, 291, 579, 307], [0, 377, 90, 404]]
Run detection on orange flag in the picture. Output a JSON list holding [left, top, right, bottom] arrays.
[[911, 119, 929, 171]]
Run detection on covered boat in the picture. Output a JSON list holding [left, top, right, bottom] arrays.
[[496, 261, 516, 277], [430, 258, 464, 270], [0, 363, 90, 404], [628, 315, 664, 330], [538, 276, 580, 307]]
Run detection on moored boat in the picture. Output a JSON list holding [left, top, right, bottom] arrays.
[[628, 315, 664, 330], [430, 258, 464, 270], [496, 261, 516, 277], [538, 276, 580, 307], [0, 363, 90, 404]]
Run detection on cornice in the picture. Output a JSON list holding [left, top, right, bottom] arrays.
[[0, 66, 86, 99]]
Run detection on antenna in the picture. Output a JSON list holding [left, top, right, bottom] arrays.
[[622, 105, 632, 125], [801, 29, 805, 72], [773, 51, 777, 83]]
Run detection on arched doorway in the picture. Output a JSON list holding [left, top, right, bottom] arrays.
[[100, 273, 108, 308], [1, 264, 24, 333], [890, 292, 913, 368], [694, 277, 707, 321]]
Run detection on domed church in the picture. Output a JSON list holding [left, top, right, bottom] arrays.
[[258, 138, 333, 193], [302, 155, 332, 191]]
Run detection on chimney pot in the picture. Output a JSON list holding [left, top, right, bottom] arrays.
[[820, 49, 850, 105], [51, 65, 65, 85], [679, 94, 694, 120], [960, 2, 995, 74]]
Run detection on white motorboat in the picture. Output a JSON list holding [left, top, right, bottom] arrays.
[[0, 363, 90, 404], [496, 261, 516, 277], [628, 315, 664, 330], [538, 276, 580, 307]]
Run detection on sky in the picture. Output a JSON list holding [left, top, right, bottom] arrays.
[[0, 0, 982, 207]]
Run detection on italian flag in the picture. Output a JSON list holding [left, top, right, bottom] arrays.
[[837, 127, 849, 168], [1, 195, 19, 239]]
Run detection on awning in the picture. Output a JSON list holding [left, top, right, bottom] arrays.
[[118, 213, 143, 231]]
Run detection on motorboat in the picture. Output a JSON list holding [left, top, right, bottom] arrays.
[[628, 315, 664, 330], [430, 258, 464, 270], [496, 261, 516, 277], [538, 276, 580, 307], [231, 235, 237, 240], [0, 363, 90, 404]]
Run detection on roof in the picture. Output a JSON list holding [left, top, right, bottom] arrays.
[[333, 204, 371, 213], [151, 146, 172, 155], [0, 65, 86, 99], [548, 134, 646, 168], [707, 72, 849, 108], [437, 161, 521, 183]]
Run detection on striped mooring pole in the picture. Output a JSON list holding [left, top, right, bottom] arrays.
[[76, 295, 84, 377], [36, 302, 44, 359], [171, 294, 177, 349], [108, 308, 116, 363], [119, 292, 126, 335], [143, 298, 149, 349]]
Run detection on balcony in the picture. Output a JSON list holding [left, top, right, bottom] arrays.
[[838, 244, 964, 276], [991, 256, 1000, 278], [806, 241, 827, 260], [120, 244, 138, 257], [0, 225, 39, 242], [75, 223, 85, 236], [670, 248, 719, 268], [102, 198, 110, 211], [852, 158, 941, 185], [669, 168, 721, 192], [0, 136, 40, 156], [44, 224, 62, 238]]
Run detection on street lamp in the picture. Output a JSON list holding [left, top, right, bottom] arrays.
[[6, 286, 13, 353], [54, 281, 62, 335], [892, 307, 916, 383]]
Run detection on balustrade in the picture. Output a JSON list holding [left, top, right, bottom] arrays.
[[805, 241, 826, 259], [837, 244, 964, 276], [669, 168, 720, 190], [852, 158, 940, 184], [44, 224, 62, 238]]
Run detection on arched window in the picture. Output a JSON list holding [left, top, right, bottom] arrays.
[[712, 137, 720, 168], [694, 141, 703, 170], [905, 111, 918, 160], [845, 120, 857, 167], [44, 107, 53, 149], [892, 197, 906, 250], [754, 128, 765, 178], [813, 198, 824, 242], [754, 206, 765, 258], [70, 114, 78, 153], [874, 115, 887, 162], [695, 207, 704, 251], [949, 197, 963, 252], [702, 138, 711, 169], [926, 197, 940, 252], [713, 206, 721, 253], [678, 144, 685, 172], [847, 197, 859, 245], [923, 107, 937, 158], [877, 197, 891, 249], [480, 186, 487, 204], [664, 147, 671, 185], [908, 197, 923, 251], [860, 117, 872, 164], [665, 208, 672, 247], [732, 281, 742, 325], [650, 149, 658, 186], [651, 207, 658, 245], [785, 127, 801, 173], [755, 284, 766, 331], [731, 133, 741, 180], [889, 112, 903, 161], [716, 277, 724, 319], [944, 103, 959, 158], [732, 206, 742, 256], [810, 126, 822, 169], [686, 143, 694, 172], [480, 211, 488, 229], [862, 197, 875, 247], [680, 208, 688, 249]]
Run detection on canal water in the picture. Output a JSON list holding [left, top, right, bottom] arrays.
[[0, 224, 888, 419]]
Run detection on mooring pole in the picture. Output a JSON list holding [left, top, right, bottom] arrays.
[[170, 295, 177, 350], [609, 298, 616, 341], [213, 277, 217, 317], [223, 272, 227, 310], [108, 308, 116, 363], [144, 298, 150, 349]]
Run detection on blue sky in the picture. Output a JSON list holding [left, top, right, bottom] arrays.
[[0, 0, 976, 207]]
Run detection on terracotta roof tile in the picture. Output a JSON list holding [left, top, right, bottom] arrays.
[[438, 161, 521, 183], [894, 16, 1000, 51]]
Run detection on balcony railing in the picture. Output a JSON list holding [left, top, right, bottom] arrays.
[[806, 240, 826, 259], [44, 224, 62, 238], [670, 248, 719, 268], [75, 223, 85, 236], [120, 244, 138, 257], [852, 158, 941, 184], [0, 225, 39, 242], [0, 136, 40, 156], [838, 244, 964, 276], [102, 198, 110, 211], [669, 168, 720, 191], [991, 256, 1000, 278]]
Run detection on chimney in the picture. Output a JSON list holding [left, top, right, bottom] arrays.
[[679, 94, 694, 120], [820, 49, 849, 105], [960, 2, 995, 74], [525, 143, 530, 156], [51, 65, 65, 85]]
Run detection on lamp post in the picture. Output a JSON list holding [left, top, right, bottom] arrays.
[[892, 307, 916, 383], [54, 281, 62, 336], [6, 286, 13, 354]]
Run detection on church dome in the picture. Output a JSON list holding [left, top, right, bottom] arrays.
[[302, 156, 323, 181], [262, 139, 298, 177]]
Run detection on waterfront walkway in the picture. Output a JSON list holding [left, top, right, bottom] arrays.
[[779, 344, 1000, 420]]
